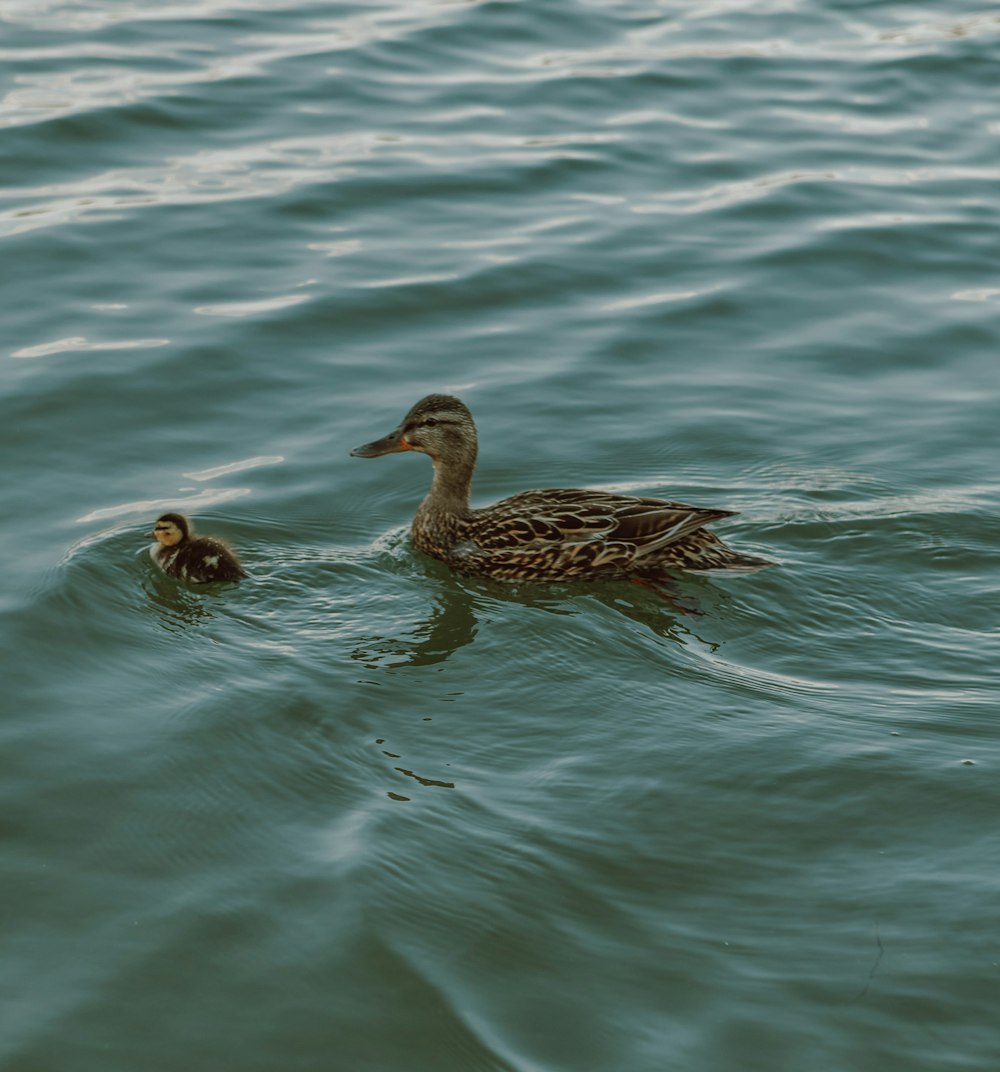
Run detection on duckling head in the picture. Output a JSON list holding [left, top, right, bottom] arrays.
[[351, 394, 477, 468], [147, 512, 191, 548]]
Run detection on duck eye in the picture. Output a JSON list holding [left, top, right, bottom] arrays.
[[423, 417, 438, 428]]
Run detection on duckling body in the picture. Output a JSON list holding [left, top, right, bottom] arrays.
[[147, 512, 245, 583], [351, 395, 772, 583]]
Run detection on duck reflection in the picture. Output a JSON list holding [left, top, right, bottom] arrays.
[[351, 583, 480, 669], [591, 584, 721, 653], [142, 569, 217, 632], [351, 577, 718, 669]]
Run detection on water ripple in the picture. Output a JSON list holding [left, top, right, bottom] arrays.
[[77, 488, 250, 524], [194, 294, 311, 317], [4, 2, 1000, 1068], [11, 335, 169, 358]]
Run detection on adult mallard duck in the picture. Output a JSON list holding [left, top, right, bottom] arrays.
[[351, 395, 773, 583], [147, 512, 246, 583]]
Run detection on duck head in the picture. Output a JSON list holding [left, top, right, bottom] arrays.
[[351, 395, 477, 467], [147, 512, 191, 547]]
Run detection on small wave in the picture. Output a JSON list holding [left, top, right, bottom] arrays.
[[184, 456, 285, 481], [877, 12, 1000, 45], [78, 488, 251, 524], [690, 649, 838, 700], [952, 288, 1000, 303], [11, 336, 169, 359], [194, 294, 311, 318]]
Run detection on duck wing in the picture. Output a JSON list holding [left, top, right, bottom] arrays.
[[468, 488, 735, 561]]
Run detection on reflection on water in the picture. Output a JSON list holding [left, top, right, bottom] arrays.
[[141, 566, 225, 632], [351, 574, 720, 669], [591, 586, 722, 653], [351, 582, 478, 669]]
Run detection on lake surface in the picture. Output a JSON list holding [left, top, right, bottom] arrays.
[[3, 2, 999, 1069]]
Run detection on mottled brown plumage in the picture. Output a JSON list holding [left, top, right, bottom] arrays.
[[351, 395, 773, 582], [147, 512, 246, 584]]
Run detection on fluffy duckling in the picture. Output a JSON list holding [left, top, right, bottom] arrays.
[[147, 512, 246, 583]]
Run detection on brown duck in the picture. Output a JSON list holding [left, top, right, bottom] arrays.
[[351, 395, 772, 584]]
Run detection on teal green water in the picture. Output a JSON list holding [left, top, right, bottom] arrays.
[[3, 2, 1000, 1069]]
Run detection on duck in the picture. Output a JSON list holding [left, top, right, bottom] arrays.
[[147, 512, 246, 583], [351, 395, 773, 584]]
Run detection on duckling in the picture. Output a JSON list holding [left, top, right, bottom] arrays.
[[147, 512, 246, 583]]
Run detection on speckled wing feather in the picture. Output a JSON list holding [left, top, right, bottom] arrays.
[[448, 533, 640, 581], [469, 489, 734, 552], [445, 489, 741, 580]]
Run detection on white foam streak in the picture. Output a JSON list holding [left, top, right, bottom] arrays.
[[78, 487, 250, 524], [952, 288, 1000, 303], [601, 286, 720, 313], [184, 456, 284, 481], [11, 336, 169, 359], [194, 294, 310, 317]]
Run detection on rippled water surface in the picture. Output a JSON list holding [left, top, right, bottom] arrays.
[[3, 2, 1000, 1069]]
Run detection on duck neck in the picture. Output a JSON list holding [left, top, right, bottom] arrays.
[[421, 451, 475, 519]]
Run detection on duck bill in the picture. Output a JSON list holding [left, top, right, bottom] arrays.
[[350, 427, 414, 458]]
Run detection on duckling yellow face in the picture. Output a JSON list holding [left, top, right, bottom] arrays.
[[152, 519, 183, 547], [148, 513, 190, 548]]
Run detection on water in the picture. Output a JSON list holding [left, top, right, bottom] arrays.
[[3, 2, 999, 1069]]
